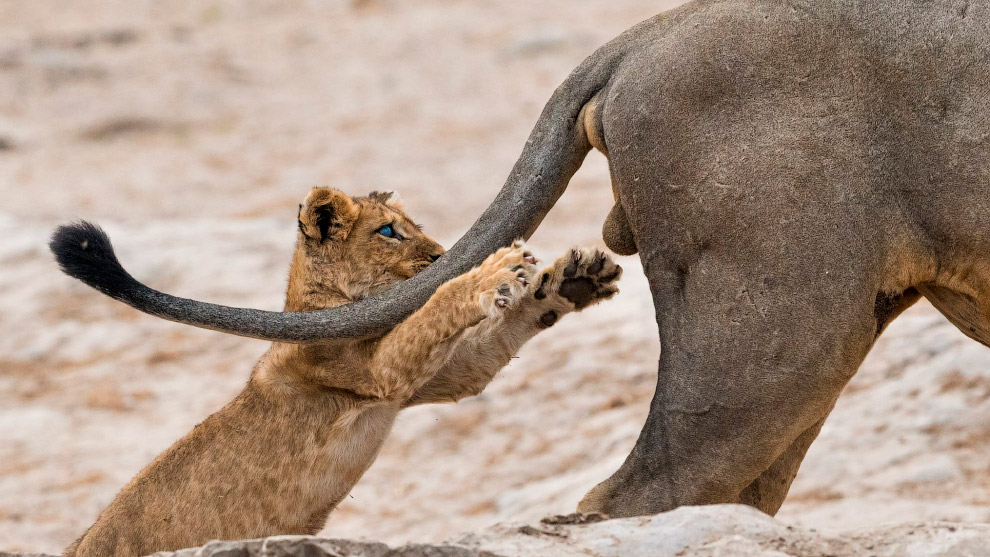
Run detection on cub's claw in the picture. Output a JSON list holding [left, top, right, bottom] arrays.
[[475, 240, 539, 316]]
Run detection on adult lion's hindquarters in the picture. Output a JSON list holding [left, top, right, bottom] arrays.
[[577, 0, 990, 519]]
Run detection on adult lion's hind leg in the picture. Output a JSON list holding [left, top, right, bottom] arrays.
[[736, 286, 922, 514], [577, 238, 888, 518], [736, 416, 827, 515]]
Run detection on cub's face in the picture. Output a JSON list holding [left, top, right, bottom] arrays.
[[297, 187, 445, 300]]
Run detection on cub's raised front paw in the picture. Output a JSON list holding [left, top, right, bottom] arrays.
[[473, 240, 539, 317], [536, 248, 621, 310]]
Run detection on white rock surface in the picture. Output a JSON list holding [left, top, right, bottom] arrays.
[[152, 506, 990, 557], [9, 507, 989, 556]]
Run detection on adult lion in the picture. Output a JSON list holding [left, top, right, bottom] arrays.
[[53, 0, 990, 518]]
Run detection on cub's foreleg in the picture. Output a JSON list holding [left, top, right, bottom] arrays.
[[369, 241, 537, 401], [405, 247, 622, 406]]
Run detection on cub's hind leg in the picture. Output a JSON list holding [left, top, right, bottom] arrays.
[[406, 247, 621, 406]]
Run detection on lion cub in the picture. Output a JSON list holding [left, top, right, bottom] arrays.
[[63, 187, 621, 556]]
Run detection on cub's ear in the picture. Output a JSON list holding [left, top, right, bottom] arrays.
[[299, 188, 359, 242], [368, 190, 404, 211]]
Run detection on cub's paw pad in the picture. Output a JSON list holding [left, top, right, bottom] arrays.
[[539, 248, 621, 310], [538, 310, 559, 328]]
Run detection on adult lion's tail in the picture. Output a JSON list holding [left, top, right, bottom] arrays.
[[51, 222, 135, 302], [50, 42, 629, 342], [50, 221, 302, 338]]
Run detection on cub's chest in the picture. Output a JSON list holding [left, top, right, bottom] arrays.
[[299, 401, 400, 495]]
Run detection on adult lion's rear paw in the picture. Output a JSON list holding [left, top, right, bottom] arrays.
[[536, 248, 621, 311], [474, 240, 539, 318]]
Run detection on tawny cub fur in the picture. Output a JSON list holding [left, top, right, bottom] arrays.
[[64, 188, 621, 556]]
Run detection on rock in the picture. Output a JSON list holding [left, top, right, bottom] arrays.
[[152, 537, 471, 557], [7, 505, 981, 557], [150, 537, 393, 557]]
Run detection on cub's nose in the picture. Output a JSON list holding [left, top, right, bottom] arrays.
[[429, 253, 442, 262]]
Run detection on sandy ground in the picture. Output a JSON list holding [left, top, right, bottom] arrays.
[[1, 1, 989, 554]]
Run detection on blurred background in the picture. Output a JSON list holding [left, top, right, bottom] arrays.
[[1, 0, 989, 553]]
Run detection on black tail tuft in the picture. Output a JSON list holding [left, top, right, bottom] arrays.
[[50, 221, 139, 299]]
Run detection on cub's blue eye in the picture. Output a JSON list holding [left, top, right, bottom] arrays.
[[377, 225, 396, 238]]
